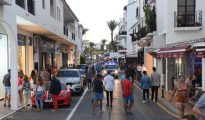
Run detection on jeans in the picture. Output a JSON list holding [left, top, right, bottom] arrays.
[[51, 94, 59, 111], [105, 91, 113, 105], [151, 86, 159, 102], [35, 91, 44, 109], [143, 89, 149, 101]]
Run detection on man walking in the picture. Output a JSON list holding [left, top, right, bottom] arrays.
[[3, 69, 11, 107], [104, 71, 115, 107], [92, 74, 104, 113], [86, 68, 94, 91], [150, 67, 161, 102], [121, 73, 134, 115], [141, 71, 151, 103]]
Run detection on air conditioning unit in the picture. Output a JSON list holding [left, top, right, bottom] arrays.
[[0, 0, 12, 5]]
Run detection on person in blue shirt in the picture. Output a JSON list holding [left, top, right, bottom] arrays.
[[140, 71, 150, 103]]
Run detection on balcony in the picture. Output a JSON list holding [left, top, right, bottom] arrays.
[[0, 0, 11, 5], [174, 10, 202, 31], [131, 27, 149, 42], [119, 31, 127, 35]]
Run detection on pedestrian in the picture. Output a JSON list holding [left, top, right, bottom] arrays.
[[22, 75, 32, 110], [29, 70, 37, 90], [192, 93, 205, 120], [49, 75, 61, 112], [140, 71, 151, 103], [3, 69, 11, 107], [35, 76, 44, 111], [103, 71, 115, 107], [18, 70, 24, 106], [121, 73, 134, 115], [170, 75, 188, 119], [92, 74, 104, 113], [86, 68, 93, 91], [150, 67, 161, 102], [41, 68, 50, 90], [129, 65, 136, 84]]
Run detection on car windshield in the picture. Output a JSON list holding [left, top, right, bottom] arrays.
[[78, 70, 85, 75], [56, 71, 79, 77], [104, 65, 117, 69]]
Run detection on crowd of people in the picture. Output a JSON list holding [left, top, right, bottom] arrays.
[[2, 66, 61, 112]]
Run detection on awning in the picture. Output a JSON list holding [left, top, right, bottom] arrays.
[[157, 45, 191, 58]]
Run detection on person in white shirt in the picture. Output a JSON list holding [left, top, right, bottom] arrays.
[[104, 71, 115, 107]]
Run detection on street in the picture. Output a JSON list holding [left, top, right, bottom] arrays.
[[3, 79, 177, 120]]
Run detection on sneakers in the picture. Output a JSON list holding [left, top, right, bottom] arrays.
[[8, 104, 11, 107], [142, 100, 146, 103], [4, 103, 6, 107], [52, 110, 56, 112]]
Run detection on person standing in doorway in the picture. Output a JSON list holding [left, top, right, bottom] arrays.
[[121, 73, 134, 115], [104, 71, 115, 107], [141, 71, 151, 103], [49, 75, 61, 112], [150, 67, 161, 102], [92, 74, 104, 113], [3, 69, 11, 107]]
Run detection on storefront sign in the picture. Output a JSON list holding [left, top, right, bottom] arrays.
[[17, 34, 26, 46], [196, 51, 205, 58]]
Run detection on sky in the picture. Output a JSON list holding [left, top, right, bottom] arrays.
[[66, 0, 127, 44]]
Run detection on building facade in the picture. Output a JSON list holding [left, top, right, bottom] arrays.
[[0, 0, 83, 110]]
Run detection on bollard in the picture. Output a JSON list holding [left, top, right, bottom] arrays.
[[161, 85, 164, 98]]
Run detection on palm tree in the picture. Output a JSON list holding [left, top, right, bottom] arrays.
[[107, 20, 118, 42]]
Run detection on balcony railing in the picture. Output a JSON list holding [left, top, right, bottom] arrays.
[[27, 0, 35, 15], [174, 10, 202, 27], [16, 0, 25, 9], [131, 27, 149, 42]]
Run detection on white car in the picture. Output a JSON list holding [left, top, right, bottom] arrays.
[[56, 69, 84, 94], [103, 64, 119, 78]]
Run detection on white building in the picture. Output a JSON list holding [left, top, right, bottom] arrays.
[[0, 0, 83, 110]]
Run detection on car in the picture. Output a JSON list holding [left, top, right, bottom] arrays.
[[76, 64, 88, 72], [56, 69, 84, 94], [77, 69, 87, 85], [103, 63, 119, 78], [31, 82, 71, 107]]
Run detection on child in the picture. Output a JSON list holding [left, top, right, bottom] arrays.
[[22, 75, 32, 110]]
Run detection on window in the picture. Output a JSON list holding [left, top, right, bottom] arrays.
[[177, 0, 196, 27], [42, 0, 45, 9], [136, 7, 139, 17], [27, 0, 35, 15], [59, 9, 61, 21], [16, 0, 25, 9]]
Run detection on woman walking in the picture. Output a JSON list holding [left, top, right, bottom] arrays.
[[35, 76, 44, 111], [22, 75, 32, 110], [170, 75, 189, 120]]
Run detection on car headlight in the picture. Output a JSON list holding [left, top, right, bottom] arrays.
[[115, 70, 118, 74], [104, 70, 107, 74]]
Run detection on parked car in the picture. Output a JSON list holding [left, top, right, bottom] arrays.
[[77, 69, 86, 85], [31, 82, 71, 106], [56, 69, 84, 94], [76, 64, 88, 72]]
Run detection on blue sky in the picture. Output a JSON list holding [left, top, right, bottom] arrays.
[[66, 0, 127, 43]]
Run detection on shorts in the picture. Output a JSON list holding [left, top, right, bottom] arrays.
[[94, 92, 103, 101], [4, 87, 11, 96], [123, 95, 134, 102]]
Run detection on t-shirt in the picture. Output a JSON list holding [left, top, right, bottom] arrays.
[[196, 93, 205, 120], [122, 79, 132, 97], [93, 79, 103, 93], [104, 75, 115, 91]]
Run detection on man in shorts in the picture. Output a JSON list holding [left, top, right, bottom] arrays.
[[3, 69, 11, 107], [92, 74, 104, 113], [121, 73, 134, 115]]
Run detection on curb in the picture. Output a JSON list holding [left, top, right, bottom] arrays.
[[133, 83, 179, 118], [0, 106, 25, 120]]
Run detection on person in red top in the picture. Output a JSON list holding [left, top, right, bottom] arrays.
[[121, 73, 134, 115], [18, 70, 24, 106]]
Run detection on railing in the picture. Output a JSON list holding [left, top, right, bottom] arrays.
[[16, 0, 25, 9], [27, 0, 35, 15], [174, 10, 202, 27]]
